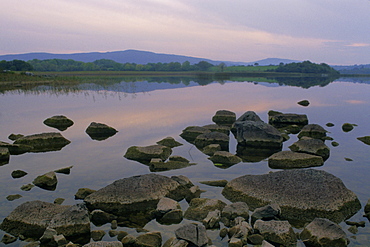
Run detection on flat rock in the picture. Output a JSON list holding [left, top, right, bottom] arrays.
[[268, 112, 308, 127], [13, 132, 70, 152], [124, 145, 172, 163], [208, 151, 242, 166], [0, 141, 32, 155], [212, 110, 236, 127], [222, 169, 361, 226], [184, 198, 227, 221], [85, 122, 118, 140], [268, 150, 324, 169], [194, 131, 229, 151], [136, 231, 162, 247], [300, 218, 349, 247], [11, 169, 28, 178], [84, 174, 188, 216], [298, 124, 327, 140], [289, 138, 330, 160], [43, 115, 74, 131], [180, 126, 211, 143], [156, 137, 182, 148], [203, 124, 230, 135]]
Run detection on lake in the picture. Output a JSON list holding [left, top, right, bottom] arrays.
[[0, 76, 370, 246]]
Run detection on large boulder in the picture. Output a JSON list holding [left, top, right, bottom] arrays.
[[300, 218, 349, 247], [297, 124, 327, 140], [194, 131, 229, 151], [0, 201, 69, 239], [13, 132, 70, 152], [222, 169, 361, 226], [84, 174, 189, 218], [85, 122, 118, 140], [124, 145, 172, 163], [212, 110, 236, 127], [254, 220, 297, 247], [184, 198, 227, 221], [289, 138, 330, 160], [43, 115, 74, 131], [268, 150, 324, 169], [231, 111, 263, 136]]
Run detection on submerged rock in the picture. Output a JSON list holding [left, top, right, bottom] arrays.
[[289, 138, 330, 160], [298, 124, 327, 140], [11, 169, 28, 178], [212, 110, 236, 127], [222, 169, 361, 226], [268, 112, 308, 128], [33, 171, 58, 191], [6, 194, 22, 201], [149, 156, 195, 172], [124, 145, 172, 164], [268, 150, 324, 169], [300, 218, 349, 247], [199, 180, 228, 187], [298, 99, 310, 106], [13, 132, 70, 152], [208, 151, 242, 167], [342, 123, 355, 132], [43, 115, 74, 131], [156, 137, 183, 148], [85, 122, 118, 140]]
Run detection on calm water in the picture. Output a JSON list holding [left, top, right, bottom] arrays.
[[0, 77, 370, 246]]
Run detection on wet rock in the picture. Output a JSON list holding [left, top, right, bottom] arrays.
[[221, 202, 249, 227], [136, 231, 162, 247], [175, 223, 208, 247], [54, 234, 68, 246], [332, 141, 339, 147], [236, 145, 278, 163], [228, 218, 252, 242], [55, 166, 73, 174], [268, 112, 308, 128], [254, 220, 297, 247], [40, 227, 58, 245], [185, 185, 203, 203], [84, 241, 123, 247], [202, 210, 221, 229], [1, 233, 17, 244], [199, 180, 228, 187], [75, 188, 96, 200], [43, 115, 74, 131], [91, 210, 117, 226], [162, 237, 188, 247], [222, 169, 361, 226], [84, 174, 188, 218], [121, 234, 137, 246], [124, 145, 172, 163], [300, 218, 349, 247], [201, 144, 221, 156], [357, 136, 370, 145], [11, 169, 28, 178], [194, 132, 229, 151], [116, 231, 128, 241], [13, 132, 71, 152], [0, 147, 10, 164], [184, 198, 227, 221], [298, 124, 327, 140], [289, 138, 330, 160], [180, 126, 211, 143], [345, 220, 365, 227], [156, 137, 183, 148], [247, 234, 264, 245], [251, 204, 281, 225], [268, 150, 324, 169], [20, 183, 34, 191], [8, 133, 24, 141], [48, 204, 91, 244], [91, 230, 106, 241], [54, 198, 65, 205], [33, 171, 58, 190], [208, 151, 242, 167], [203, 124, 230, 135], [0, 200, 69, 239], [85, 122, 118, 140], [298, 99, 310, 106], [212, 110, 236, 127], [6, 194, 22, 201], [155, 197, 183, 225], [342, 123, 355, 132], [232, 120, 283, 150], [0, 141, 32, 155], [326, 122, 335, 127]]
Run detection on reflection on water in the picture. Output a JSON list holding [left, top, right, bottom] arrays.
[[0, 76, 370, 246]]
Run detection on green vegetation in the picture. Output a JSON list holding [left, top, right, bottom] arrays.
[[0, 60, 33, 71], [275, 60, 339, 75]]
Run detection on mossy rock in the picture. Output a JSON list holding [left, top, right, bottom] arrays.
[[85, 122, 118, 140], [43, 115, 74, 131]]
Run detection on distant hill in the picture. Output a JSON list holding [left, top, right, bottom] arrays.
[[331, 64, 370, 74], [0, 49, 300, 66]]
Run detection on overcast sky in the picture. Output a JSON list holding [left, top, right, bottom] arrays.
[[1, 0, 369, 65]]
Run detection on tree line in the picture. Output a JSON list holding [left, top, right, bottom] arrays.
[[275, 61, 339, 75], [0, 60, 33, 71]]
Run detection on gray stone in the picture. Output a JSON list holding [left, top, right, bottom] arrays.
[[235, 111, 263, 123], [13, 132, 71, 152], [268, 150, 323, 169], [247, 234, 264, 245], [124, 145, 172, 163], [0, 201, 69, 239], [201, 144, 221, 156], [357, 136, 370, 145], [85, 122, 117, 140], [180, 126, 211, 143], [54, 234, 68, 246], [156, 137, 182, 148], [6, 194, 22, 201], [300, 218, 349, 247], [116, 231, 128, 241], [208, 151, 242, 166], [8, 133, 24, 141], [298, 124, 328, 140], [11, 169, 28, 178], [84, 174, 187, 216], [162, 237, 188, 247], [184, 185, 202, 203], [75, 188, 96, 200], [268, 112, 308, 127], [194, 132, 229, 151], [136, 231, 162, 247], [121, 234, 136, 246], [251, 204, 281, 225], [0, 141, 32, 155], [212, 110, 236, 126], [20, 183, 34, 191], [221, 202, 250, 227], [83, 241, 123, 247], [222, 169, 361, 226], [342, 123, 355, 132], [228, 237, 243, 247], [155, 197, 181, 215], [33, 171, 58, 190], [158, 209, 183, 225], [43, 115, 74, 131], [155, 198, 183, 224], [202, 210, 221, 229], [289, 138, 330, 160], [175, 223, 208, 247], [91, 210, 117, 226], [0, 147, 10, 163], [184, 198, 226, 221], [254, 220, 297, 247], [203, 124, 230, 135], [91, 230, 106, 241]]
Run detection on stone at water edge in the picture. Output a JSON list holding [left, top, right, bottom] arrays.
[[298, 99, 310, 106], [124, 145, 172, 163], [85, 122, 118, 140], [357, 136, 370, 145], [43, 115, 74, 131], [175, 223, 209, 247], [33, 171, 58, 191], [212, 110, 236, 127], [289, 138, 330, 161], [298, 124, 328, 140], [194, 131, 230, 151], [184, 198, 227, 221], [254, 220, 297, 247], [268, 150, 324, 169], [156, 137, 183, 148], [13, 132, 71, 152]]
